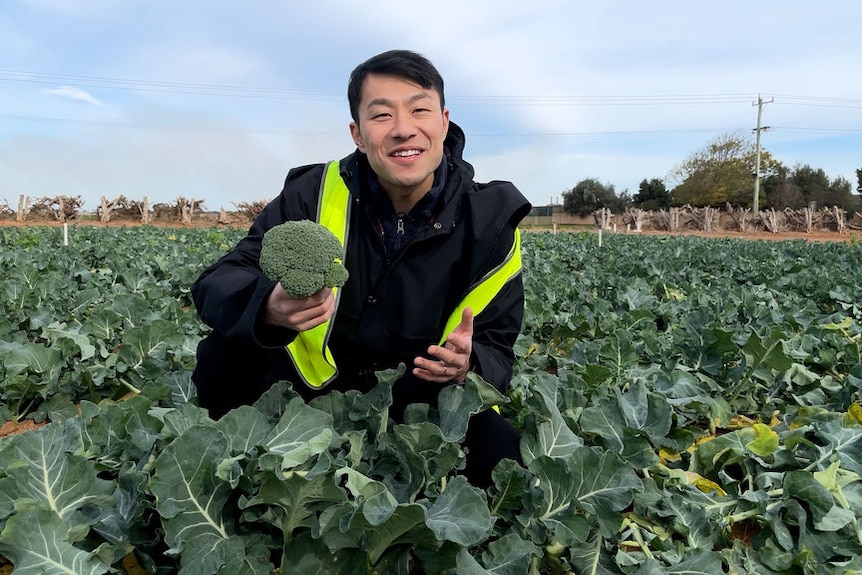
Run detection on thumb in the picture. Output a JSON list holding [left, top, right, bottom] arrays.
[[454, 307, 474, 337]]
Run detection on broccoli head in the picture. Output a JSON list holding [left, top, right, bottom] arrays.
[[259, 219, 349, 298]]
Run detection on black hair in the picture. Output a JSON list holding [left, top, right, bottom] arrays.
[[347, 49, 445, 123]]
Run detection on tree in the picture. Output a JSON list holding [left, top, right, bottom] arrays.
[[825, 176, 854, 210], [761, 164, 804, 209], [612, 190, 633, 214], [791, 164, 855, 211], [98, 195, 128, 223], [30, 195, 84, 222], [856, 168, 861, 194], [170, 196, 205, 224], [669, 131, 782, 207], [234, 200, 269, 222], [633, 178, 670, 210], [562, 178, 621, 217]]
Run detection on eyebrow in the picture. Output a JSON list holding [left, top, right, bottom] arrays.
[[365, 92, 433, 110]]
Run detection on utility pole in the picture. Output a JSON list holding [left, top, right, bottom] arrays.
[[752, 95, 772, 213]]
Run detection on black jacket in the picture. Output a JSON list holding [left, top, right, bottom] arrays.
[[192, 123, 531, 418]]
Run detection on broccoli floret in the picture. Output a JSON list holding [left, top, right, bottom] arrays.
[[259, 220, 349, 298]]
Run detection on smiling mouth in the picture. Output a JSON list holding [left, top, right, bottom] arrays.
[[391, 149, 422, 157]]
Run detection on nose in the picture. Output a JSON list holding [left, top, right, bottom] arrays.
[[390, 113, 416, 140]]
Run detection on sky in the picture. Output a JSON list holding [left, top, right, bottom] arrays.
[[1, 0, 861, 213]]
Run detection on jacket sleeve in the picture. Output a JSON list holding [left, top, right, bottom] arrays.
[[191, 164, 323, 347], [469, 223, 526, 394]]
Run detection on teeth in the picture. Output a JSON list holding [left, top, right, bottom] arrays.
[[393, 150, 420, 157]]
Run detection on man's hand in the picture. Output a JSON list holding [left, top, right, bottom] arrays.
[[413, 307, 474, 383], [263, 283, 335, 331]]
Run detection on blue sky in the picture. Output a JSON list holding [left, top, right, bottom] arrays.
[[1, 0, 861, 212]]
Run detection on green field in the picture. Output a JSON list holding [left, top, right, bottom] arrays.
[[1, 225, 861, 574]]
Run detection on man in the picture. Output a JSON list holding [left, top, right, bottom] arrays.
[[192, 50, 531, 487]]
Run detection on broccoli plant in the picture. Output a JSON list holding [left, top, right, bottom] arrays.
[[259, 220, 349, 297]]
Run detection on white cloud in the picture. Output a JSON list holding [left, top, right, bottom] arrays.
[[44, 86, 103, 106]]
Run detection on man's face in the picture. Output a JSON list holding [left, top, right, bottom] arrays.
[[349, 73, 449, 208]]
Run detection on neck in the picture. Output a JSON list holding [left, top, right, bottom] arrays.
[[385, 183, 431, 214]]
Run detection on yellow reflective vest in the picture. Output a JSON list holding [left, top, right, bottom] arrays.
[[286, 161, 523, 389]]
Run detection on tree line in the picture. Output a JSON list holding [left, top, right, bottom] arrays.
[[562, 131, 861, 217]]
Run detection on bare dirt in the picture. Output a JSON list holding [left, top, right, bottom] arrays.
[[635, 228, 860, 244], [1, 216, 859, 243], [0, 213, 247, 229], [0, 419, 46, 437], [540, 225, 860, 244]]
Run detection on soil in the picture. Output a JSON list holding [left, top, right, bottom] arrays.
[[2, 216, 859, 243], [0, 419, 46, 437], [633, 228, 860, 244], [0, 213, 245, 229]]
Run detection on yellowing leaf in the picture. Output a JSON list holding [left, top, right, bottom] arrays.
[[0, 553, 13, 575], [821, 316, 853, 331], [122, 553, 150, 575], [728, 414, 756, 429], [684, 471, 727, 496], [813, 460, 841, 492], [847, 403, 862, 425], [664, 286, 684, 301], [768, 411, 781, 427], [659, 448, 681, 463], [745, 423, 779, 457], [686, 433, 717, 454]]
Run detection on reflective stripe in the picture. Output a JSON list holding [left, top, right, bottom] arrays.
[[286, 160, 522, 391], [438, 229, 522, 416], [285, 161, 350, 388], [439, 228, 522, 344]]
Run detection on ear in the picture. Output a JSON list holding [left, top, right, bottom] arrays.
[[442, 108, 450, 139], [349, 121, 365, 152]]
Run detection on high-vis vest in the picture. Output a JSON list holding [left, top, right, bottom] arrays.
[[286, 160, 523, 389]]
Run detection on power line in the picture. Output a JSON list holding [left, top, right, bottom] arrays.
[[0, 72, 754, 106], [5, 68, 862, 109], [0, 113, 745, 137], [0, 114, 339, 135], [770, 126, 862, 134], [0, 70, 340, 101], [772, 94, 862, 105], [453, 94, 755, 106], [3, 114, 859, 137]]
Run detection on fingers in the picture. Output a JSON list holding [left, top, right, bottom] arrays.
[[264, 285, 335, 331], [290, 296, 335, 331], [412, 356, 465, 383], [412, 306, 475, 382], [424, 343, 468, 369], [413, 339, 472, 383]]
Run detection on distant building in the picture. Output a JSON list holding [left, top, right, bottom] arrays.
[[527, 205, 558, 218]]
